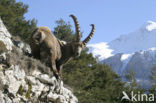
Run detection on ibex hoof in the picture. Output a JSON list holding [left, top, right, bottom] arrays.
[[54, 73, 61, 80]]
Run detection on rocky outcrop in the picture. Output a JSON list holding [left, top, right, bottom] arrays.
[[0, 17, 78, 103], [0, 18, 13, 52], [0, 62, 78, 103], [12, 36, 31, 55]]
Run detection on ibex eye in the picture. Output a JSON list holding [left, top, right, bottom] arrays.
[[35, 36, 40, 41]]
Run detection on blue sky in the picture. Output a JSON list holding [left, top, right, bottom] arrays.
[[17, 0, 156, 44]]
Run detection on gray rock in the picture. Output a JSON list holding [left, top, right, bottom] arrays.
[[13, 39, 31, 54], [0, 60, 78, 103], [0, 17, 13, 52]]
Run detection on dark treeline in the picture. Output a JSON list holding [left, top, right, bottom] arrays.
[[0, 0, 36, 42]]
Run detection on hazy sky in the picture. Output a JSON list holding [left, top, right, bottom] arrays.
[[17, 0, 156, 44]]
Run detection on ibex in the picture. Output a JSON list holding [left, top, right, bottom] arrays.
[[30, 14, 95, 78]]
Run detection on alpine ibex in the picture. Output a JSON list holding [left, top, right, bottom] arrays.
[[30, 14, 95, 78]]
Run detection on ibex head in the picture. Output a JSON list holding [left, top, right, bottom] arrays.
[[70, 15, 95, 57]]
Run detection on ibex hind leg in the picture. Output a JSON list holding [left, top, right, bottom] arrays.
[[50, 56, 60, 79], [56, 62, 63, 80], [51, 63, 60, 79]]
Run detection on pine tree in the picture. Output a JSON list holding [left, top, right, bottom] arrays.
[[0, 0, 37, 42], [149, 67, 156, 101], [124, 69, 138, 89], [53, 19, 74, 42]]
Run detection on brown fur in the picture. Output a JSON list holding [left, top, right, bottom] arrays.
[[30, 15, 95, 79], [30, 27, 62, 77]]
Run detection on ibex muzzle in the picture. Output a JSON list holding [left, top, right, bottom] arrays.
[[30, 14, 95, 79]]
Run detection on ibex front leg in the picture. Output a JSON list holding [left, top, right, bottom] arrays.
[[58, 65, 63, 78], [56, 61, 64, 79]]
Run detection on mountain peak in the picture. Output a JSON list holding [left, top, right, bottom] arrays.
[[108, 20, 156, 54], [145, 20, 156, 31], [141, 20, 156, 32]]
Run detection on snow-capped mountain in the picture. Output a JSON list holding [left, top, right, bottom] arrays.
[[109, 21, 156, 54], [88, 21, 156, 88]]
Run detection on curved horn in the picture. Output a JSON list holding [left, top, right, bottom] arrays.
[[83, 24, 95, 45], [70, 14, 81, 41]]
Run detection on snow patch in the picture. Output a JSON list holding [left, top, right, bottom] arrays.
[[146, 21, 156, 31], [149, 47, 156, 51], [120, 53, 133, 73], [87, 42, 114, 60], [121, 54, 132, 61]]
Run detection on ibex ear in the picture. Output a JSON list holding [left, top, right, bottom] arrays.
[[33, 31, 46, 43], [39, 31, 46, 43]]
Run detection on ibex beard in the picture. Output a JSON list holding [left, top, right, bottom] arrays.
[[30, 14, 95, 79]]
